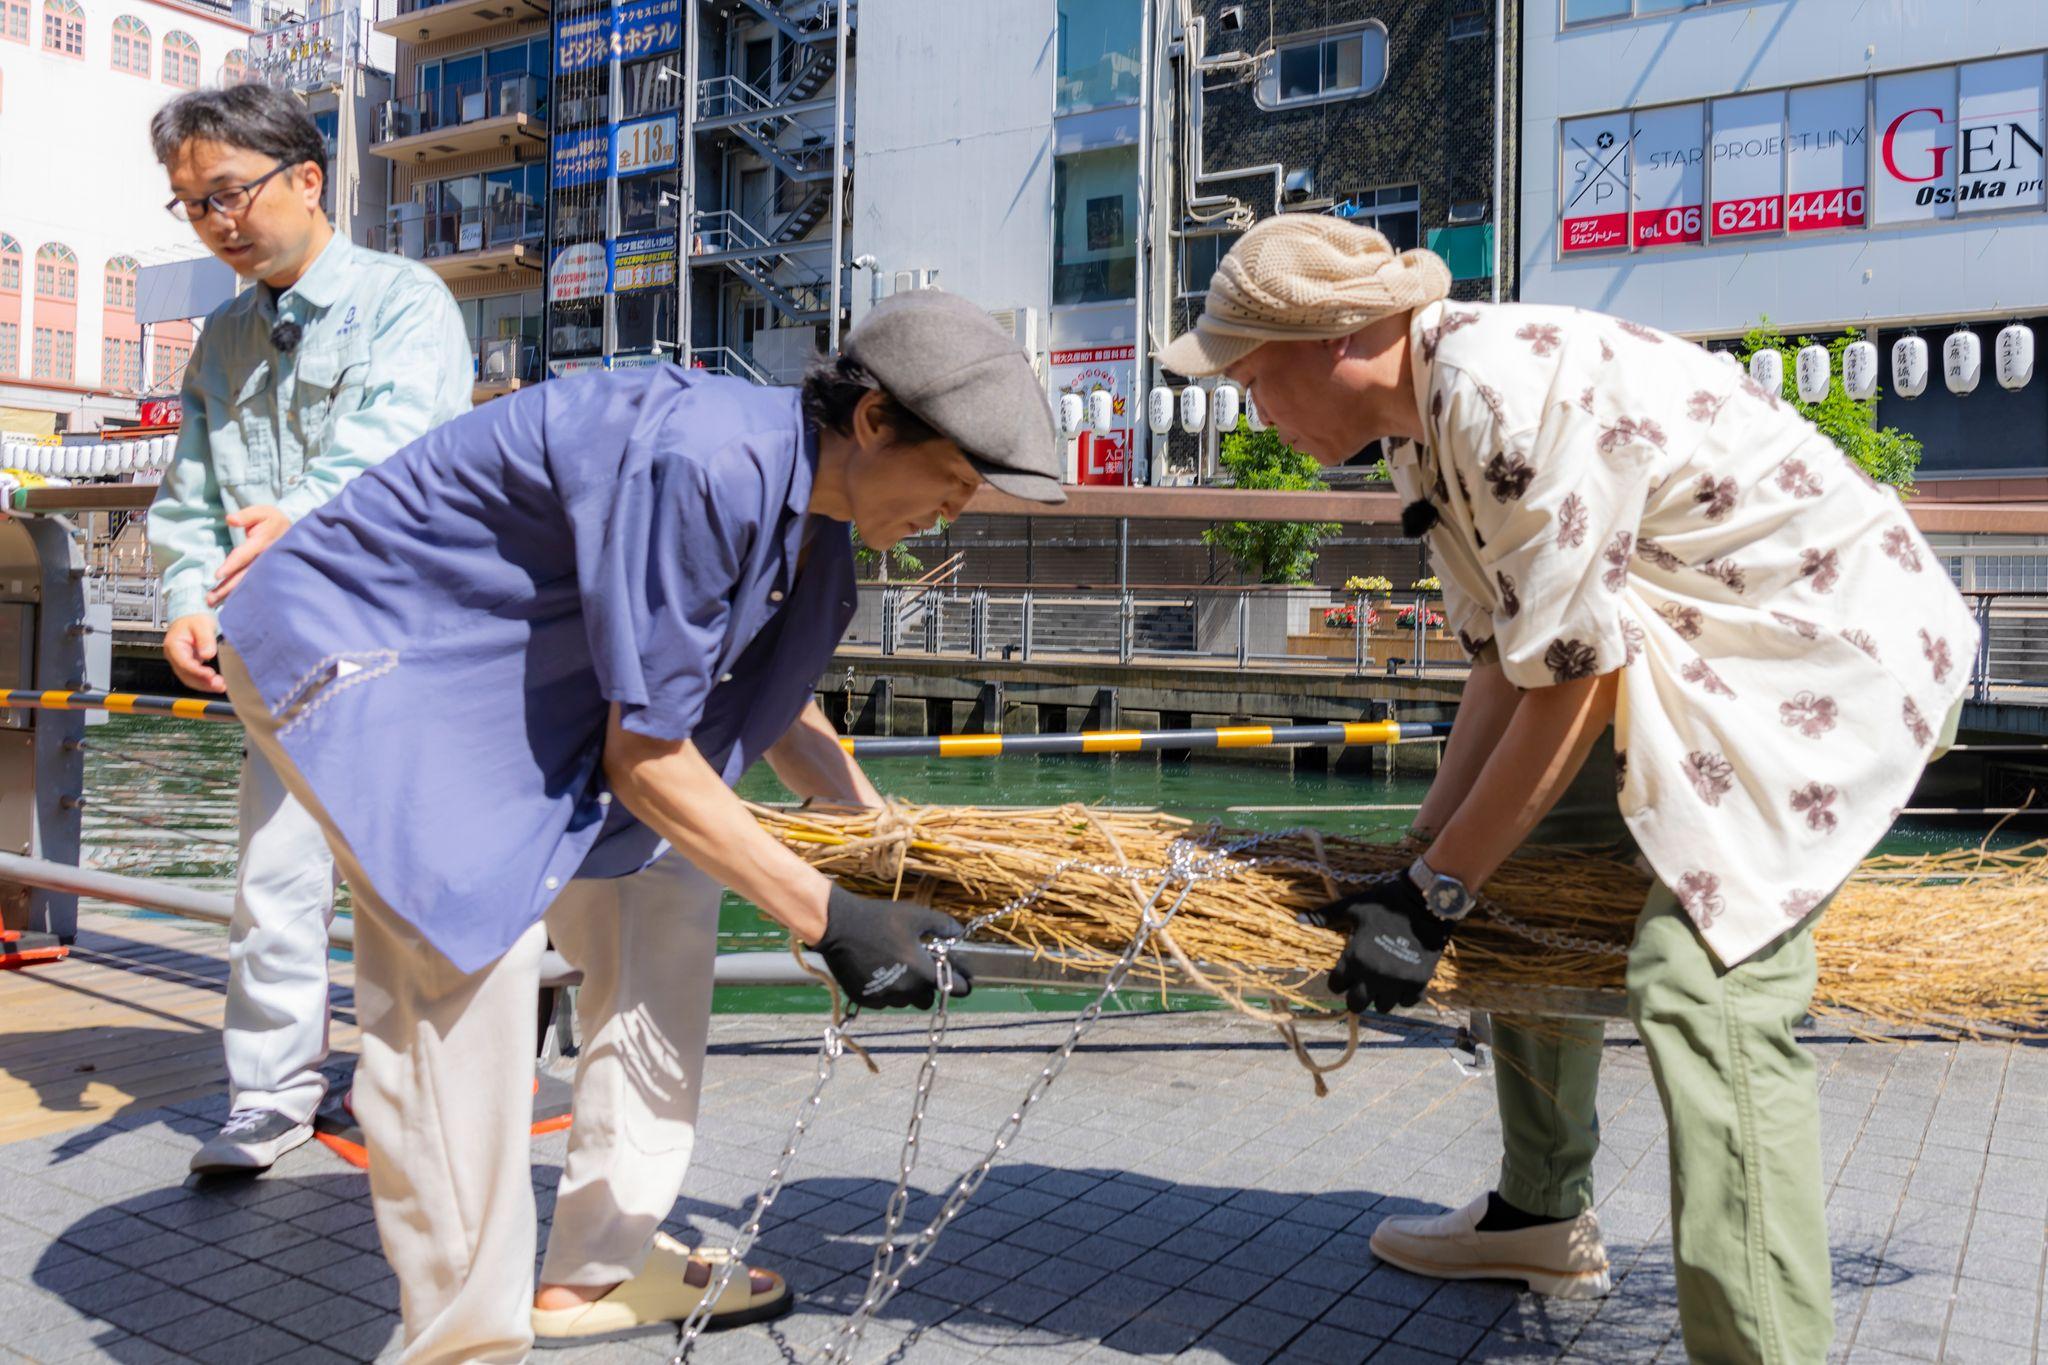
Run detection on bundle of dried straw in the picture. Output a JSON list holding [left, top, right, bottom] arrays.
[[757, 802, 2048, 1038]]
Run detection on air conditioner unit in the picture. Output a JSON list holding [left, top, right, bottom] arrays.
[[888, 268, 940, 295], [986, 306, 1042, 374], [480, 337, 518, 382]]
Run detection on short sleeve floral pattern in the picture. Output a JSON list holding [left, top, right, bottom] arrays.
[[1403, 301, 1980, 968]]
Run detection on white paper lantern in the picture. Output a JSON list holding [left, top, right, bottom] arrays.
[[1892, 336, 1929, 399], [1842, 340, 1879, 401], [1795, 344, 1830, 403], [1178, 384, 1207, 434], [1245, 392, 1266, 431], [87, 446, 106, 477], [1057, 392, 1085, 438], [62, 447, 82, 478], [1943, 329, 1981, 396], [1996, 323, 2035, 391], [118, 442, 139, 474], [1087, 389, 1113, 436], [1748, 348, 1783, 395], [1145, 386, 1174, 434], [1211, 383, 1241, 433], [1715, 349, 1742, 371]]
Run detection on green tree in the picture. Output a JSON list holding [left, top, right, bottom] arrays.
[[852, 526, 929, 580], [1737, 320, 1921, 493], [1201, 421, 1340, 584]]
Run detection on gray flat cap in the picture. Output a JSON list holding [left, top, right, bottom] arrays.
[[844, 289, 1066, 504]]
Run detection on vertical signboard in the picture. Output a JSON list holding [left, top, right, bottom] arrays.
[[556, 5, 612, 75], [552, 127, 609, 188], [1051, 346, 1134, 486], [1786, 81, 1868, 231], [1631, 104, 1704, 247], [1560, 114, 1632, 253], [1709, 92, 1786, 238], [549, 242, 607, 303], [608, 232, 678, 292], [614, 0, 681, 62], [1874, 67, 1957, 223], [1956, 55, 2046, 214]]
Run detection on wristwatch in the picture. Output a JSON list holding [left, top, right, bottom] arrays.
[[1407, 855, 1477, 922]]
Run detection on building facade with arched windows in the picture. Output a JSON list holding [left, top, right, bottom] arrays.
[[0, 0, 255, 427]]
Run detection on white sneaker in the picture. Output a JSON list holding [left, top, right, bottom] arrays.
[[1369, 1194, 1613, 1299], [189, 1107, 315, 1176]]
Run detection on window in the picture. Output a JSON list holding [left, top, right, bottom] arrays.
[[33, 326, 74, 382], [618, 172, 679, 235], [0, 324, 16, 375], [484, 164, 545, 244], [221, 49, 248, 84], [1261, 24, 1386, 108], [0, 234, 18, 292], [104, 255, 137, 309], [621, 57, 682, 121], [2, 0, 26, 43], [34, 243, 76, 300], [1448, 198, 1488, 224], [1333, 185, 1421, 252], [1057, 0, 1141, 113], [41, 0, 81, 56], [1178, 231, 1240, 297], [1564, 0, 1712, 23], [613, 288, 675, 353], [1448, 9, 1488, 39], [163, 30, 199, 87], [111, 15, 148, 73], [102, 337, 141, 392], [1053, 145, 1137, 304], [152, 337, 192, 385]]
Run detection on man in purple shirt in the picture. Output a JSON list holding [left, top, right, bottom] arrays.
[[216, 292, 1062, 1361]]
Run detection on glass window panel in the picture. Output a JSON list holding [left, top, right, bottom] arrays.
[[442, 53, 482, 122], [1056, 0, 1140, 113], [1324, 36, 1363, 94], [1278, 44, 1318, 101], [614, 289, 674, 352], [1564, 0, 1631, 21], [1053, 145, 1137, 304], [487, 43, 524, 80]]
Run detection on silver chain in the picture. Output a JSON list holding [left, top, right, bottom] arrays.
[[671, 826, 1627, 1363]]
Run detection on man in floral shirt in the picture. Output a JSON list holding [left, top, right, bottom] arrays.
[[1162, 214, 1974, 1364]]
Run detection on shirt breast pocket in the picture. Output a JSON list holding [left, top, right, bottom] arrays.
[[291, 350, 369, 460], [217, 360, 276, 487]]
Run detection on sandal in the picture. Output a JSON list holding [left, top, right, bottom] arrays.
[[532, 1231, 793, 1348]]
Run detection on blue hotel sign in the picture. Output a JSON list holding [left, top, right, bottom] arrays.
[[551, 127, 609, 187], [556, 0, 679, 75]]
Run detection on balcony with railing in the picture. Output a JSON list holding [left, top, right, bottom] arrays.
[[368, 199, 546, 281], [374, 75, 548, 164], [371, 0, 550, 44]]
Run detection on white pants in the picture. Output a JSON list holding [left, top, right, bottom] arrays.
[[224, 746, 337, 1125], [224, 642, 720, 1365]]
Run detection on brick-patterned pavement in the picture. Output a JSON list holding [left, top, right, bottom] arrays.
[[1, 1009, 2042, 1363]]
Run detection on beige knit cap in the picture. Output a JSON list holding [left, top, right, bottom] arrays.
[[1159, 215, 1452, 377]]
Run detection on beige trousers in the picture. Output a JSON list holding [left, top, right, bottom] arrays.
[[222, 647, 721, 1365]]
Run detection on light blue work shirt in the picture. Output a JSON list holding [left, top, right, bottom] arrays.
[[219, 369, 857, 973], [148, 232, 473, 621]]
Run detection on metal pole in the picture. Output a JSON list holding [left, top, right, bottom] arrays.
[[1235, 589, 1249, 667], [1491, 0, 1504, 304], [1119, 590, 1135, 664], [1974, 594, 1994, 703], [678, 0, 699, 364], [1021, 589, 1034, 662], [1131, 0, 1152, 485], [1353, 592, 1367, 677], [826, 0, 849, 351], [0, 850, 355, 949]]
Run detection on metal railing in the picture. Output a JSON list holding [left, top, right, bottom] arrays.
[[692, 346, 774, 385], [371, 200, 546, 260], [853, 585, 1467, 675], [376, 74, 548, 142], [1967, 590, 2048, 704]]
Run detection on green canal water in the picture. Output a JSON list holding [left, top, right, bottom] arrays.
[[74, 715, 2010, 1015]]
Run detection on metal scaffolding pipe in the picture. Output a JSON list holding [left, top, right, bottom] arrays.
[[0, 850, 354, 949]]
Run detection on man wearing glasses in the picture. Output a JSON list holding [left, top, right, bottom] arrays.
[[147, 84, 473, 1174]]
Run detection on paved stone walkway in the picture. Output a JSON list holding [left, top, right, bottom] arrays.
[[1, 1009, 2042, 1364]]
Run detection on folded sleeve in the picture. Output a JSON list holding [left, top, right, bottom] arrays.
[[1434, 364, 1650, 690], [581, 454, 753, 743]]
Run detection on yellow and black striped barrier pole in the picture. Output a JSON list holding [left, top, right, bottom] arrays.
[[0, 688, 239, 722], [0, 692, 1449, 757], [837, 719, 1449, 759]]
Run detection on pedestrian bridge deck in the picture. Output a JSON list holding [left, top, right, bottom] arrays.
[[0, 914, 2040, 1363]]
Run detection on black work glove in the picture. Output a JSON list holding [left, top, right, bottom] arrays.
[[1296, 872, 1452, 1015], [811, 884, 973, 1010]]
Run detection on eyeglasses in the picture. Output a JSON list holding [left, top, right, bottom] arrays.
[[164, 162, 293, 222]]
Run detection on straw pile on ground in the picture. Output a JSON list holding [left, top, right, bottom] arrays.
[[757, 802, 2048, 1038]]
